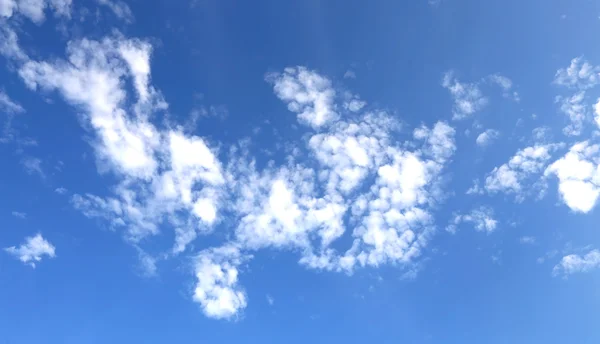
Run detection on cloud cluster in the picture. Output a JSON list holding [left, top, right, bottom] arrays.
[[442, 71, 488, 120], [1, 21, 458, 318], [480, 144, 563, 201], [0, 0, 71, 23], [476, 129, 500, 147], [553, 249, 600, 277], [545, 141, 600, 213], [4, 234, 56, 267], [553, 57, 600, 136], [446, 206, 497, 234]]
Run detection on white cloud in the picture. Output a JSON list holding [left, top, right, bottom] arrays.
[[97, 0, 133, 22], [476, 129, 500, 147], [268, 67, 338, 128], [11, 211, 26, 219], [557, 91, 587, 136], [0, 0, 71, 23], [54, 187, 68, 194], [553, 249, 600, 276], [193, 246, 248, 320], [545, 141, 600, 213], [554, 57, 600, 89], [446, 206, 497, 234], [532, 126, 551, 143], [488, 74, 519, 101], [484, 144, 563, 200], [4, 233, 55, 267], [442, 71, 488, 120], [594, 97, 600, 130], [0, 91, 24, 113], [136, 247, 157, 277], [7, 27, 460, 317]]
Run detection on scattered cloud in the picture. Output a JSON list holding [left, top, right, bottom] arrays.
[[519, 236, 536, 244], [556, 91, 587, 136], [20, 156, 45, 178], [488, 74, 520, 101], [446, 206, 497, 234], [553, 249, 600, 277], [268, 67, 338, 128], [4, 233, 56, 268], [553, 57, 600, 89], [11, 211, 26, 219], [266, 294, 274, 306], [97, 0, 133, 22], [483, 143, 563, 201], [0, 0, 72, 23], [0, 90, 24, 113], [343, 70, 356, 79], [54, 187, 68, 194], [193, 245, 248, 320], [476, 129, 500, 147], [544, 141, 600, 213], [442, 71, 488, 120]]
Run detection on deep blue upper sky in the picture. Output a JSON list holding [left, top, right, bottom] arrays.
[[1, 0, 600, 343]]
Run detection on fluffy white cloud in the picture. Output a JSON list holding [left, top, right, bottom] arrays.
[[484, 143, 563, 200], [553, 249, 600, 277], [268, 67, 338, 128], [545, 141, 600, 213], [4, 234, 55, 267], [193, 246, 248, 320], [446, 206, 497, 234], [442, 71, 488, 120], [476, 129, 500, 147], [6, 27, 459, 318], [552, 58, 600, 136], [553, 57, 600, 89]]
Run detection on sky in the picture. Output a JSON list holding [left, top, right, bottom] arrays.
[[1, 0, 600, 343]]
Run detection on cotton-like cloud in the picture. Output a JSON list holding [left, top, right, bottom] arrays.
[[6, 28, 458, 319], [446, 206, 497, 234], [193, 246, 248, 320], [553, 57, 600, 90], [442, 71, 488, 120], [4, 233, 56, 267], [476, 129, 500, 147], [553, 58, 600, 136], [545, 141, 600, 213], [268, 67, 339, 128], [483, 143, 563, 200], [553, 249, 600, 277]]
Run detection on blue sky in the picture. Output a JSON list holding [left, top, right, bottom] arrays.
[[1, 0, 600, 343]]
